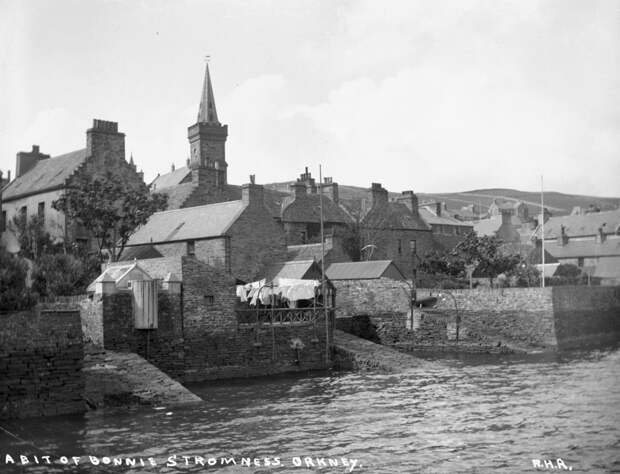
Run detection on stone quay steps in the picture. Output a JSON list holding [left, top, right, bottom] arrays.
[[333, 330, 426, 372], [83, 350, 201, 409]]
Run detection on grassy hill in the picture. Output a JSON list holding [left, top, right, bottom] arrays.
[[264, 182, 620, 218]]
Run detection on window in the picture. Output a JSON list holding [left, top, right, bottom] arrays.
[[187, 240, 195, 256], [37, 202, 45, 219], [397, 239, 402, 255], [409, 240, 417, 256], [204, 295, 214, 305], [1, 211, 6, 232], [20, 206, 27, 217], [577, 257, 584, 268]]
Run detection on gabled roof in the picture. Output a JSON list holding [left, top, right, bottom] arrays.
[[86, 262, 151, 292], [539, 209, 620, 239], [362, 202, 430, 231], [150, 166, 192, 191], [419, 206, 474, 227], [119, 245, 164, 261], [287, 241, 333, 262], [473, 215, 503, 236], [2, 149, 87, 200], [326, 260, 405, 280], [126, 200, 246, 246], [544, 238, 620, 259], [263, 260, 322, 282], [281, 193, 352, 224]]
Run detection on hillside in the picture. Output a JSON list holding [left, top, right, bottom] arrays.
[[264, 182, 620, 218]]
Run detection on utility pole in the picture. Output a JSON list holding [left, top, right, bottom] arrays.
[[541, 175, 545, 288], [319, 165, 329, 364]]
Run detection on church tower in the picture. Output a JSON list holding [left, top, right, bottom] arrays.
[[187, 62, 228, 189]]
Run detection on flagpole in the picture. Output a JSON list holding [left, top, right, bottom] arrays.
[[541, 175, 545, 288], [319, 165, 329, 364]]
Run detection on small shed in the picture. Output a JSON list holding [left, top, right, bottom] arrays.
[[87, 262, 153, 293], [326, 260, 406, 281]]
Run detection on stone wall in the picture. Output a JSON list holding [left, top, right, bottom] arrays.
[[97, 257, 332, 382], [425, 287, 557, 350], [80, 297, 103, 346], [333, 277, 412, 318], [101, 292, 185, 378], [228, 202, 287, 282], [552, 286, 620, 348], [420, 286, 620, 350], [0, 309, 85, 419]]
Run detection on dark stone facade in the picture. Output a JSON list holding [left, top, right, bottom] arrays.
[[0, 309, 85, 419]]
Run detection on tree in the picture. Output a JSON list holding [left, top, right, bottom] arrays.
[[53, 171, 167, 262], [453, 232, 520, 287], [420, 249, 465, 278], [0, 245, 35, 310], [31, 253, 99, 297], [9, 214, 56, 260]]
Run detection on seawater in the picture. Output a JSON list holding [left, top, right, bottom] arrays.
[[1, 347, 619, 473]]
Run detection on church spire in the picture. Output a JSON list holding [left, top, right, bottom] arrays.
[[197, 61, 219, 124]]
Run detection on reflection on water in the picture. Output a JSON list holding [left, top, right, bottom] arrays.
[[1, 347, 619, 473]]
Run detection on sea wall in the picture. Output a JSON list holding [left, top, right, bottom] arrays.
[[552, 286, 620, 348], [0, 309, 85, 419], [421, 286, 620, 350], [332, 277, 411, 318], [96, 291, 332, 383]]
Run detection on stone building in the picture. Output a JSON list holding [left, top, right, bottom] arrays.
[[280, 168, 353, 245], [86, 255, 332, 382], [150, 63, 241, 208], [123, 181, 287, 282], [360, 183, 434, 278], [0, 120, 146, 253], [488, 199, 530, 220], [535, 208, 620, 284], [418, 202, 474, 250]]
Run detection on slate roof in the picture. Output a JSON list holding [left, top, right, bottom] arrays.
[[287, 241, 333, 262], [419, 206, 474, 227], [326, 260, 405, 280], [281, 193, 352, 224], [119, 245, 164, 261], [126, 200, 246, 246], [473, 216, 503, 236], [362, 202, 430, 231], [539, 209, 620, 239], [150, 166, 192, 191], [263, 260, 321, 281], [544, 238, 620, 259], [525, 246, 559, 265], [2, 149, 88, 200]]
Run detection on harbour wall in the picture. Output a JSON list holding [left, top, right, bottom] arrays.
[[336, 286, 620, 352], [82, 292, 331, 383], [0, 308, 85, 419]]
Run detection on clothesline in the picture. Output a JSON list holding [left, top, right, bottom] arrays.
[[236, 278, 320, 306]]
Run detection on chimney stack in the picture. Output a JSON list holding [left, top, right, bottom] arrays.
[[370, 183, 389, 208], [16, 145, 50, 178], [435, 202, 442, 217], [290, 181, 307, 198], [396, 190, 420, 217], [86, 119, 125, 161], [321, 177, 339, 203], [242, 181, 264, 207]]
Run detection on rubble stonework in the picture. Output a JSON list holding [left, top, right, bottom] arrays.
[[0, 309, 85, 419]]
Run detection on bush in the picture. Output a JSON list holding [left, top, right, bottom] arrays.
[[0, 247, 36, 310], [31, 253, 99, 298]]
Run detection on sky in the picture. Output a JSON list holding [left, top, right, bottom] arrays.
[[1, 0, 619, 196]]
